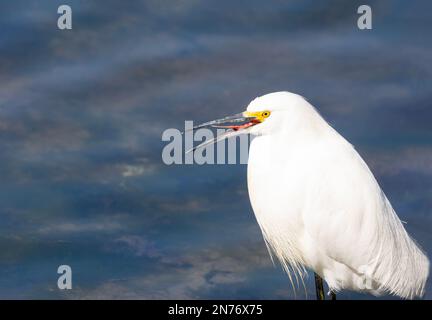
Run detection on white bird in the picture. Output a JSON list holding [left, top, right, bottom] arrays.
[[189, 91, 429, 299]]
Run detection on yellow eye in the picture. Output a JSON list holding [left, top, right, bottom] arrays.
[[261, 111, 271, 118]]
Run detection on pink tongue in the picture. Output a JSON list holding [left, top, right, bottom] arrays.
[[218, 119, 260, 131]]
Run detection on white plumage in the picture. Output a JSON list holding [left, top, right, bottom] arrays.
[[245, 92, 429, 299]]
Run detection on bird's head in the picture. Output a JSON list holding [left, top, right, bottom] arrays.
[[188, 91, 308, 133], [186, 91, 312, 152], [245, 91, 310, 135]]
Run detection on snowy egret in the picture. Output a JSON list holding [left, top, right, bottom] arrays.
[[188, 91, 429, 299]]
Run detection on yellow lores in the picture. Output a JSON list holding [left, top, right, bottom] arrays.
[[244, 110, 271, 122]]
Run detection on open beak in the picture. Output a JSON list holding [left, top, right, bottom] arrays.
[[184, 111, 261, 153], [184, 112, 260, 133]]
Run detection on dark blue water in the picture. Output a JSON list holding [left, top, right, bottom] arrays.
[[0, 0, 431, 299]]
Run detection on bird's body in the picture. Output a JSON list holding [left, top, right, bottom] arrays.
[[189, 91, 429, 299], [246, 92, 429, 298]]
